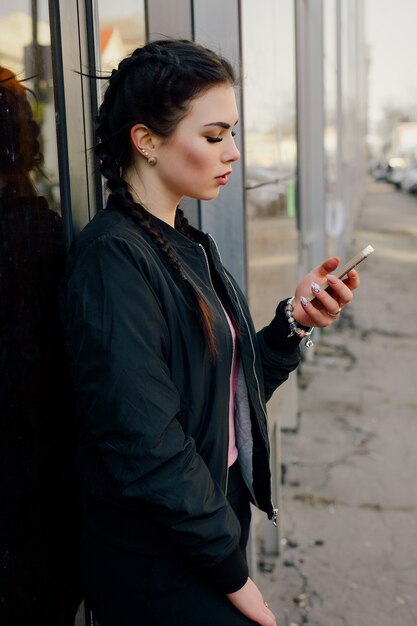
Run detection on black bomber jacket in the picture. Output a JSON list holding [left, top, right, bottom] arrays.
[[60, 195, 302, 593]]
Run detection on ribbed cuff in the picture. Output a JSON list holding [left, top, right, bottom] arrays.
[[203, 546, 249, 594], [262, 299, 310, 354]]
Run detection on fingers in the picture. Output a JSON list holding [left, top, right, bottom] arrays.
[[251, 603, 277, 626], [263, 606, 277, 626], [226, 578, 277, 626], [325, 274, 353, 308], [299, 273, 354, 326], [256, 601, 277, 626], [343, 268, 360, 291], [316, 256, 340, 277], [253, 604, 276, 626], [299, 295, 333, 326], [294, 259, 360, 328]]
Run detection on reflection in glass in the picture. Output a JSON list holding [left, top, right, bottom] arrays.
[[97, 0, 146, 73], [0, 4, 80, 625], [241, 0, 298, 328], [0, 6, 60, 212]]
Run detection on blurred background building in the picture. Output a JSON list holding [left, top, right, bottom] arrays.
[[0, 1, 372, 624]]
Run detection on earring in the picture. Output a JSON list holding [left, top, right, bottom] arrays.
[[139, 147, 157, 166]]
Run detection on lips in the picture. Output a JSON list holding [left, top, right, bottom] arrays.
[[215, 170, 232, 185]]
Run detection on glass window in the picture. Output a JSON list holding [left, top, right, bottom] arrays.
[[0, 3, 60, 211], [241, 0, 299, 543], [241, 0, 298, 327], [324, 0, 342, 250], [0, 2, 79, 623], [96, 0, 146, 73], [92, 0, 146, 210]]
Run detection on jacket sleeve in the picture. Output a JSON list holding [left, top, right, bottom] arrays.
[[256, 300, 303, 402], [61, 234, 248, 593]]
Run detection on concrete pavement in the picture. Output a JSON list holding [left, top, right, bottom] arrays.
[[258, 182, 417, 626]]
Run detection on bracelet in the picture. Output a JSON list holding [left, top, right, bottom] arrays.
[[284, 297, 314, 348]]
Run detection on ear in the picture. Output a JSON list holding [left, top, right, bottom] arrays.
[[130, 124, 158, 158]]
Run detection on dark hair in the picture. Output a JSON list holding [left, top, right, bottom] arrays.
[[95, 39, 237, 358], [0, 67, 42, 199]]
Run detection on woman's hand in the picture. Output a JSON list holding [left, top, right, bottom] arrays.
[[226, 577, 277, 625], [292, 257, 360, 328]]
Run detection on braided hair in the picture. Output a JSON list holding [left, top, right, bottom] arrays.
[[95, 40, 237, 359]]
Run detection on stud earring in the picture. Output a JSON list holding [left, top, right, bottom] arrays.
[[139, 146, 157, 166]]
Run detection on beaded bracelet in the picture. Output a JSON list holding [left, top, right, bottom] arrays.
[[284, 297, 314, 348]]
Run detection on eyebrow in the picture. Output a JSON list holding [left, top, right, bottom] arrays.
[[203, 120, 239, 129]]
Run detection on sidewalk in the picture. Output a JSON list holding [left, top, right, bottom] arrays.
[[259, 182, 417, 626]]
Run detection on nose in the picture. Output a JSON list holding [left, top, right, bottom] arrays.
[[222, 137, 240, 163]]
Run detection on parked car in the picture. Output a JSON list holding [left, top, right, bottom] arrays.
[[400, 164, 417, 194], [371, 160, 390, 181], [386, 156, 409, 189]]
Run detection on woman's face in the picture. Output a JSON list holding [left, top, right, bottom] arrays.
[[155, 83, 240, 202]]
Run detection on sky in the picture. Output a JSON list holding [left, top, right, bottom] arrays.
[[366, 0, 417, 128]]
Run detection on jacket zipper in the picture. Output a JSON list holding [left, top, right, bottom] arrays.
[[209, 235, 278, 523], [208, 237, 268, 423], [197, 243, 234, 496]]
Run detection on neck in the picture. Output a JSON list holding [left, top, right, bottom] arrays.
[[123, 164, 180, 228]]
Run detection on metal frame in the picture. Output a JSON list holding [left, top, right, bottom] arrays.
[[50, 0, 97, 241], [335, 0, 345, 257], [295, 0, 326, 273], [85, 0, 104, 214], [48, 0, 73, 245]]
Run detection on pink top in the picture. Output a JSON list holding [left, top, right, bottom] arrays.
[[219, 303, 239, 467]]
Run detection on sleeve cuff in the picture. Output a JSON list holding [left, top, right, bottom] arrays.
[[262, 299, 310, 354], [203, 546, 249, 594]]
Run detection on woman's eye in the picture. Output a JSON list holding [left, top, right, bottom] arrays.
[[206, 130, 237, 143], [206, 136, 223, 143]]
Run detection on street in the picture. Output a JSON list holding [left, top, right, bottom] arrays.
[[259, 182, 417, 626]]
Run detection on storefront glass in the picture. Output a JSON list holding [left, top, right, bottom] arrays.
[[0, 1, 79, 622], [241, 0, 298, 325], [241, 0, 299, 544], [324, 0, 342, 253], [96, 0, 146, 73]]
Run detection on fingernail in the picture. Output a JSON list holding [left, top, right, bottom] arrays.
[[300, 296, 309, 306], [326, 274, 338, 283], [311, 282, 321, 293]]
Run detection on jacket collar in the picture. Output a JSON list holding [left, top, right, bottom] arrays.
[[106, 193, 212, 254]]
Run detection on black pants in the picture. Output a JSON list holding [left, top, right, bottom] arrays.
[[81, 463, 257, 626]]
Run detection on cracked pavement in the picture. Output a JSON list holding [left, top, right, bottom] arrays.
[[257, 182, 417, 626]]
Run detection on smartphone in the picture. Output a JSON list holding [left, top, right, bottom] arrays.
[[308, 244, 374, 301]]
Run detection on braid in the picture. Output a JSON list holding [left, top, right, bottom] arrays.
[[174, 207, 191, 237], [175, 208, 241, 341], [105, 168, 218, 358], [104, 170, 184, 279]]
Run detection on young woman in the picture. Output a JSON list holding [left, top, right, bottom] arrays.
[[60, 39, 359, 626]]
